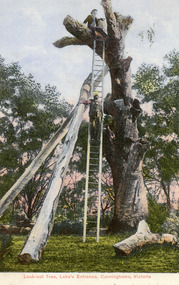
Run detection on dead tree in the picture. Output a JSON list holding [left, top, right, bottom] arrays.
[[54, 0, 148, 232]]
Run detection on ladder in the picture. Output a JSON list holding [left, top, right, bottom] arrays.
[[83, 38, 105, 242]]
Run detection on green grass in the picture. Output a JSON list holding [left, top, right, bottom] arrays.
[[0, 234, 179, 272]]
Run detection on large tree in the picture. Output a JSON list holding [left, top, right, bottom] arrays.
[[133, 50, 179, 211], [0, 56, 71, 221], [54, 0, 148, 232]]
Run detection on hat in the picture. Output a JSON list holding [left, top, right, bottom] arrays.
[[91, 9, 98, 14], [93, 91, 99, 97]]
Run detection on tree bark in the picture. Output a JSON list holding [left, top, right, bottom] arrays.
[[53, 37, 85, 48], [101, 0, 148, 231], [53, 0, 149, 232], [113, 220, 178, 256]]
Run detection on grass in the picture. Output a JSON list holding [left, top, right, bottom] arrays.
[[0, 233, 179, 272]]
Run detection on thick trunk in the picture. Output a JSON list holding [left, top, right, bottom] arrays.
[[113, 220, 178, 256], [101, 0, 148, 231]]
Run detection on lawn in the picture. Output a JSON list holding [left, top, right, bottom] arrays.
[[0, 234, 178, 272]]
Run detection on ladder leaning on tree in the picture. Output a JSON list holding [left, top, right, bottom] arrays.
[[83, 37, 106, 243]]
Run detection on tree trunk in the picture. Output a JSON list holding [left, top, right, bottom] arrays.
[[101, 0, 148, 231], [54, 0, 149, 232], [113, 220, 178, 256], [18, 68, 108, 263]]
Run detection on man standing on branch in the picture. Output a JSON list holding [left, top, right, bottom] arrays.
[[83, 9, 107, 39]]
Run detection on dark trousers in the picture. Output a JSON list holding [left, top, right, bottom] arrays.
[[89, 25, 107, 38], [90, 116, 101, 140]]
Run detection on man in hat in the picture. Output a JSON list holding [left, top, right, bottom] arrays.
[[81, 91, 102, 140], [83, 9, 107, 39]]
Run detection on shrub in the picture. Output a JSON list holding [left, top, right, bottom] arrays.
[[146, 195, 169, 233]]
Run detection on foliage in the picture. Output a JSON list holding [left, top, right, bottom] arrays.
[[0, 55, 72, 221], [56, 178, 85, 222], [133, 50, 179, 209], [146, 196, 169, 233], [138, 24, 155, 47], [0, 234, 178, 272], [0, 207, 13, 224]]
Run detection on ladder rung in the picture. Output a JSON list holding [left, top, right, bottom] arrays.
[[86, 228, 97, 231], [90, 157, 99, 160], [90, 147, 99, 149], [90, 145, 100, 147], [88, 186, 98, 189], [88, 188, 98, 190]]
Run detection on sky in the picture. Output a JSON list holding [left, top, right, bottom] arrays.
[[0, 0, 179, 105]]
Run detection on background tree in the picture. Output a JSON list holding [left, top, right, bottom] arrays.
[[133, 50, 179, 211], [0, 55, 71, 221]]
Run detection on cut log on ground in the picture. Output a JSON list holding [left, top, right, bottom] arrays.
[[113, 220, 178, 256]]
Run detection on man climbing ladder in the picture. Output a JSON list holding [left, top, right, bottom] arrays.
[[81, 91, 102, 140]]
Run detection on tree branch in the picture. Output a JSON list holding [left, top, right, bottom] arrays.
[[101, 0, 117, 37], [63, 15, 93, 44], [114, 12, 133, 31], [53, 37, 86, 48]]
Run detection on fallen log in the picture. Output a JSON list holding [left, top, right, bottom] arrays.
[[113, 220, 178, 256]]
